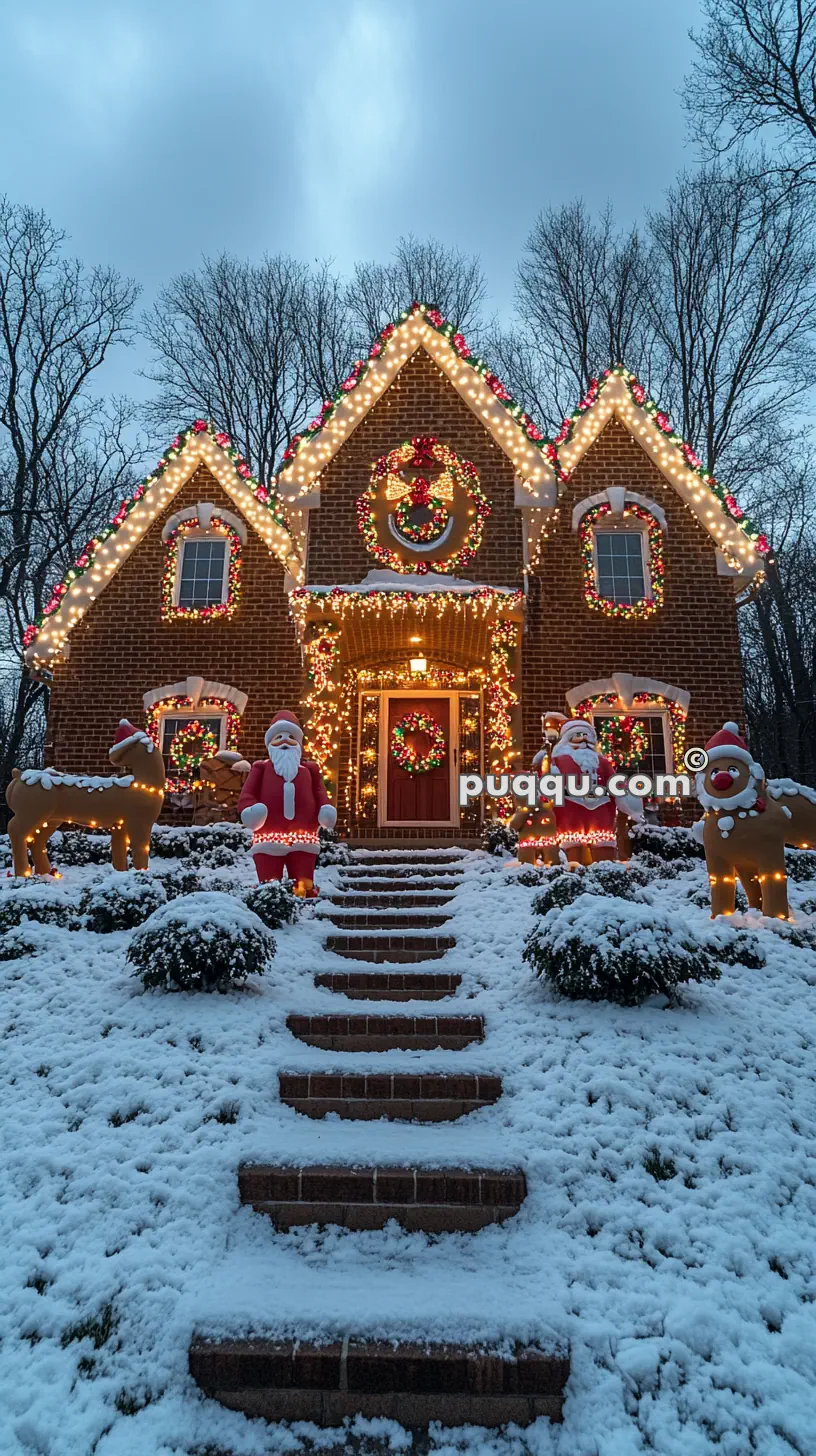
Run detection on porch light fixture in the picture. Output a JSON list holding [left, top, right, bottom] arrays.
[[409, 656, 428, 675]]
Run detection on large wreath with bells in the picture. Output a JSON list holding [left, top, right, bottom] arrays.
[[357, 436, 491, 574], [390, 710, 447, 774]]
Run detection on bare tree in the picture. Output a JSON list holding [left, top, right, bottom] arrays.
[[142, 253, 356, 483], [489, 202, 657, 431], [347, 235, 487, 346], [646, 161, 816, 485], [0, 199, 140, 802], [687, 0, 816, 175]]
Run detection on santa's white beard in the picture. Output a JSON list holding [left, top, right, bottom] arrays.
[[269, 743, 301, 820], [554, 742, 598, 774]]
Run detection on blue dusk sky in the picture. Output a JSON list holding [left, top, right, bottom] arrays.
[[0, 0, 705, 389]]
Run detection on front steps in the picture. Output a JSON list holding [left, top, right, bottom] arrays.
[[238, 1164, 527, 1232], [189, 1338, 568, 1426], [314, 969, 462, 1000], [286, 1012, 484, 1052], [278, 1070, 502, 1121], [191, 848, 569, 1429]]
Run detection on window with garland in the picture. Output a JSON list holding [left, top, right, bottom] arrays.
[[594, 530, 647, 603], [593, 712, 670, 776], [176, 533, 228, 609], [159, 712, 225, 769]]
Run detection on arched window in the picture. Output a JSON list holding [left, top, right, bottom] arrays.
[[572, 489, 665, 620], [143, 677, 248, 787], [161, 503, 245, 620]]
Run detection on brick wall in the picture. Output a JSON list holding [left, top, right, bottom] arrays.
[[306, 349, 523, 587], [522, 416, 745, 761], [46, 465, 303, 776]]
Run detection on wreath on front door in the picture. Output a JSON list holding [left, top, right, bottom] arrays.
[[390, 709, 447, 775]]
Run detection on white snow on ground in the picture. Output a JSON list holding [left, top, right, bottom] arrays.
[[1, 847, 816, 1454]]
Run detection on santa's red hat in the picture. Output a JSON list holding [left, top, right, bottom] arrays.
[[112, 719, 137, 745], [704, 721, 762, 774], [264, 710, 303, 747], [558, 718, 597, 746]]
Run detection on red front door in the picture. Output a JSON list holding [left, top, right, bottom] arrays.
[[385, 696, 452, 824]]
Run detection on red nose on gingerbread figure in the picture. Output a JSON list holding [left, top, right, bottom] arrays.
[[236, 710, 338, 897]]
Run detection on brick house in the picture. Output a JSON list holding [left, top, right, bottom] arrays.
[[24, 305, 767, 842]]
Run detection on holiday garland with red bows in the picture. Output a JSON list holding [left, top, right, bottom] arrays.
[[23, 420, 291, 651], [390, 709, 446, 774]]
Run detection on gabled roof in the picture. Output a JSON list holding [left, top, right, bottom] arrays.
[[24, 422, 303, 668], [274, 303, 562, 501], [553, 368, 770, 575]]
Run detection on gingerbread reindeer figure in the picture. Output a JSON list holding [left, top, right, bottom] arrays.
[[694, 722, 816, 919], [5, 720, 165, 877]]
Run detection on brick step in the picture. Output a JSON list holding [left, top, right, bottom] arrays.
[[341, 866, 465, 881], [351, 852, 469, 863], [279, 1071, 502, 1121], [315, 970, 462, 1001], [325, 933, 456, 963], [328, 892, 455, 908], [238, 1164, 527, 1232], [189, 1337, 568, 1426], [322, 911, 452, 930], [286, 1012, 483, 1052]]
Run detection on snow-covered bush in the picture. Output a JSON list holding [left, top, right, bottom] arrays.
[[244, 881, 299, 928], [190, 843, 244, 869], [584, 861, 641, 901], [127, 892, 275, 992], [524, 894, 723, 1004], [481, 822, 518, 856], [531, 869, 587, 915], [0, 925, 39, 960], [513, 866, 550, 887], [686, 882, 748, 912], [154, 867, 202, 900], [149, 828, 191, 859], [54, 830, 112, 866], [80, 874, 167, 933], [629, 822, 704, 861], [785, 848, 816, 883], [0, 886, 78, 932], [630, 850, 701, 882], [317, 825, 351, 867]]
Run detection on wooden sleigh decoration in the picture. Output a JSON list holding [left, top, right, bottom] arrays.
[[5, 720, 165, 877]]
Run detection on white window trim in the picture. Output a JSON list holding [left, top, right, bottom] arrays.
[[161, 501, 247, 543], [173, 527, 231, 610], [143, 677, 248, 714], [571, 487, 667, 531], [592, 519, 652, 604]]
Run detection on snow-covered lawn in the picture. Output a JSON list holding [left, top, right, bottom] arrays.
[[2, 847, 816, 1455]]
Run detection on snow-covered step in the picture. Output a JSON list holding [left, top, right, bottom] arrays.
[[278, 1070, 502, 1121], [327, 890, 456, 908], [188, 1336, 568, 1426], [324, 932, 456, 963], [286, 1012, 484, 1052], [340, 865, 465, 880], [321, 910, 453, 930], [238, 1164, 527, 1232], [314, 969, 462, 1000], [350, 853, 469, 867]]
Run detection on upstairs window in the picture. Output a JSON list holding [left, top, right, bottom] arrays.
[[594, 530, 647, 604], [161, 515, 242, 621], [177, 535, 228, 609]]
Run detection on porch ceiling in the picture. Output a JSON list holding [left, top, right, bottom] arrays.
[[292, 586, 524, 670]]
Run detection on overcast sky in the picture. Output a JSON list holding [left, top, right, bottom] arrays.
[[1, 0, 705, 394]]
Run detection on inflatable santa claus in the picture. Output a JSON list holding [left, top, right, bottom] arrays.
[[236, 710, 337, 896], [550, 718, 642, 863]]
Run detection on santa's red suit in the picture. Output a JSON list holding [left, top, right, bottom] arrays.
[[236, 710, 337, 893], [550, 719, 618, 852]]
